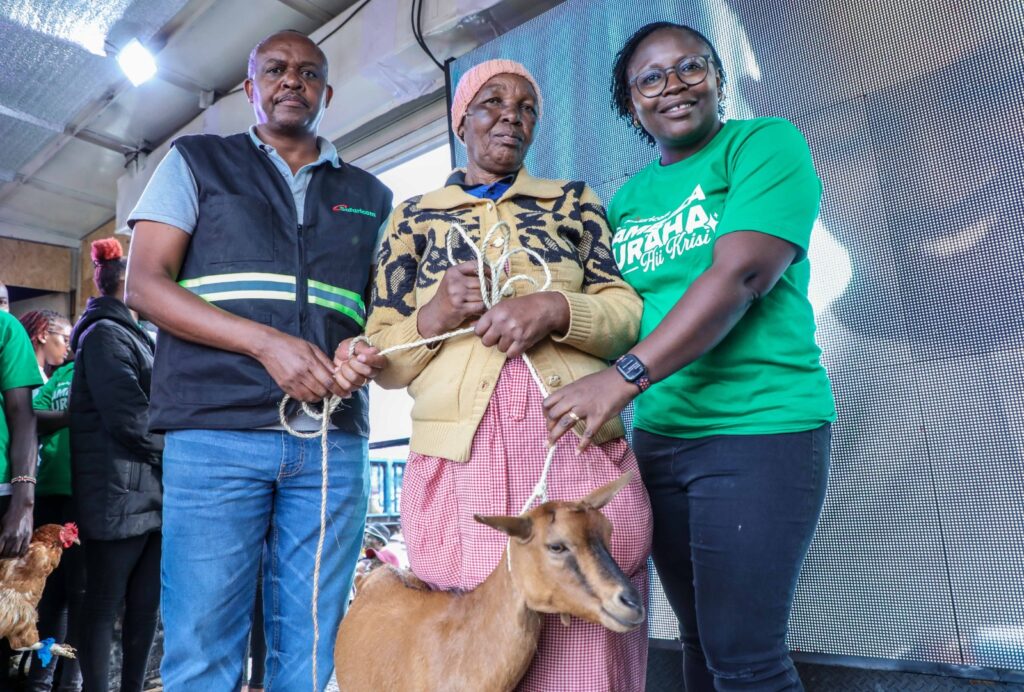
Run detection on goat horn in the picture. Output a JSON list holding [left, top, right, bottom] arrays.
[[560, 613, 572, 627]]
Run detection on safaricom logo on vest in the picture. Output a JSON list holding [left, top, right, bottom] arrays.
[[332, 203, 377, 217]]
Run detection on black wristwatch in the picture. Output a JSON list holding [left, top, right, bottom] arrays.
[[614, 354, 651, 393]]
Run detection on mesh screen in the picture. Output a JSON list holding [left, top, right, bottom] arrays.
[[451, 0, 1024, 673], [0, 0, 192, 172]]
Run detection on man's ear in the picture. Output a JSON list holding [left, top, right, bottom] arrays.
[[243, 79, 254, 104], [324, 84, 334, 109]]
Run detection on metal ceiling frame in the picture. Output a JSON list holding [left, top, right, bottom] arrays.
[[272, 0, 336, 24], [0, 0, 221, 210]]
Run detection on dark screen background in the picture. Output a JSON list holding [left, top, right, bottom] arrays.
[[450, 0, 1024, 673]]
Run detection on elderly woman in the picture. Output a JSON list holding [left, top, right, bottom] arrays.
[[366, 59, 653, 690]]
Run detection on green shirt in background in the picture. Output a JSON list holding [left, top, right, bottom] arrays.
[[0, 310, 45, 484], [608, 117, 836, 438], [32, 361, 74, 496]]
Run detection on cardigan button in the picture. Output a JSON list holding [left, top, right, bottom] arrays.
[[547, 375, 561, 387], [480, 380, 490, 391]]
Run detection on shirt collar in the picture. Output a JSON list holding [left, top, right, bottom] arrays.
[[248, 125, 342, 169], [418, 167, 566, 210], [444, 170, 516, 190]]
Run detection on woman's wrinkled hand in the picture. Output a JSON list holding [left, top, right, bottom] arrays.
[[542, 368, 638, 453], [475, 292, 569, 359], [333, 338, 388, 398], [417, 261, 488, 338]]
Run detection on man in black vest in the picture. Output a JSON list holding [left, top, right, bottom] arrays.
[[126, 30, 391, 691]]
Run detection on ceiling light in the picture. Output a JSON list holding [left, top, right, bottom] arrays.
[[117, 39, 156, 86]]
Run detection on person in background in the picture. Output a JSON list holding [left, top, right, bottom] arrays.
[[0, 307, 42, 691], [0, 283, 9, 313], [544, 22, 834, 692], [125, 30, 391, 691], [18, 311, 71, 382], [366, 58, 652, 691], [70, 238, 162, 692], [24, 343, 83, 692]]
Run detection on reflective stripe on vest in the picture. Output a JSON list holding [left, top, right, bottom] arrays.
[[178, 273, 365, 327], [307, 279, 365, 327], [178, 272, 296, 302]]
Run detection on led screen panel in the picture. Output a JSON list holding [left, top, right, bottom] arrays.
[[448, 0, 1024, 673]]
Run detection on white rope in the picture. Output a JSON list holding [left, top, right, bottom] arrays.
[[278, 221, 569, 691]]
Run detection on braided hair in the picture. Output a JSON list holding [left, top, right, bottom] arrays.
[[610, 22, 728, 147], [91, 238, 126, 297], [18, 309, 68, 346]]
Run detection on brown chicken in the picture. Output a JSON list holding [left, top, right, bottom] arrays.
[[0, 523, 79, 650]]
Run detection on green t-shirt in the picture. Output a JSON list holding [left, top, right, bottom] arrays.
[[0, 311, 45, 484], [608, 117, 836, 438], [32, 361, 74, 496]]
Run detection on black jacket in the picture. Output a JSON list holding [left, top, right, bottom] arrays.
[[148, 133, 392, 433], [70, 296, 162, 541]]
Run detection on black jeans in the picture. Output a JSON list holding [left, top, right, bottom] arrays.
[[78, 532, 161, 692], [633, 425, 831, 692]]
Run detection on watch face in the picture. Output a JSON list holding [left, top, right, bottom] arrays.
[[617, 355, 645, 381]]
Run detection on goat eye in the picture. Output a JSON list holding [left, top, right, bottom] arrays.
[[547, 543, 567, 554]]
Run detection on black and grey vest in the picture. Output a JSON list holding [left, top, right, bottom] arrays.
[[149, 132, 393, 435]]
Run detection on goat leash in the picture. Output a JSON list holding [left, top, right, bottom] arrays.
[[278, 221, 570, 691]]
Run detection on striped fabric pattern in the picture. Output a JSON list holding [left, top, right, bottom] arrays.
[[179, 273, 366, 325]]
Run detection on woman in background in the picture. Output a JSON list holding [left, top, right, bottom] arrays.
[[25, 326, 82, 692], [70, 238, 162, 692], [17, 310, 70, 382]]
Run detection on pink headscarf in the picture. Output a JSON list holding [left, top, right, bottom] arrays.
[[450, 59, 543, 143]]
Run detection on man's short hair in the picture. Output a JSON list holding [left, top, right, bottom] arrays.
[[247, 30, 328, 80]]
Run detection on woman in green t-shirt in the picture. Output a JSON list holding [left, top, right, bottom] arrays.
[[544, 21, 835, 692]]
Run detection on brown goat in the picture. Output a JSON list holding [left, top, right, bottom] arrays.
[[334, 472, 645, 692]]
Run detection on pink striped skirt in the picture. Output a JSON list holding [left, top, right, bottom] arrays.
[[401, 357, 653, 691]]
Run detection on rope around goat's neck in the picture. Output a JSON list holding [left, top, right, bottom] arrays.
[[278, 221, 564, 691]]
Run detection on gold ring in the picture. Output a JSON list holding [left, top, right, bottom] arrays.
[[568, 411, 581, 423]]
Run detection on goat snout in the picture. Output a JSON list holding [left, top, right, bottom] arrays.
[[599, 585, 646, 632], [618, 586, 642, 612]]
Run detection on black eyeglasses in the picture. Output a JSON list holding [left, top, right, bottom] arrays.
[[630, 54, 713, 98]]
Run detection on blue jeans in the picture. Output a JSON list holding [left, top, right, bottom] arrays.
[[633, 425, 831, 692], [160, 429, 369, 691]]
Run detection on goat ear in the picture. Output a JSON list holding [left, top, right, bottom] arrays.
[[474, 514, 533, 540], [580, 471, 633, 510]]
